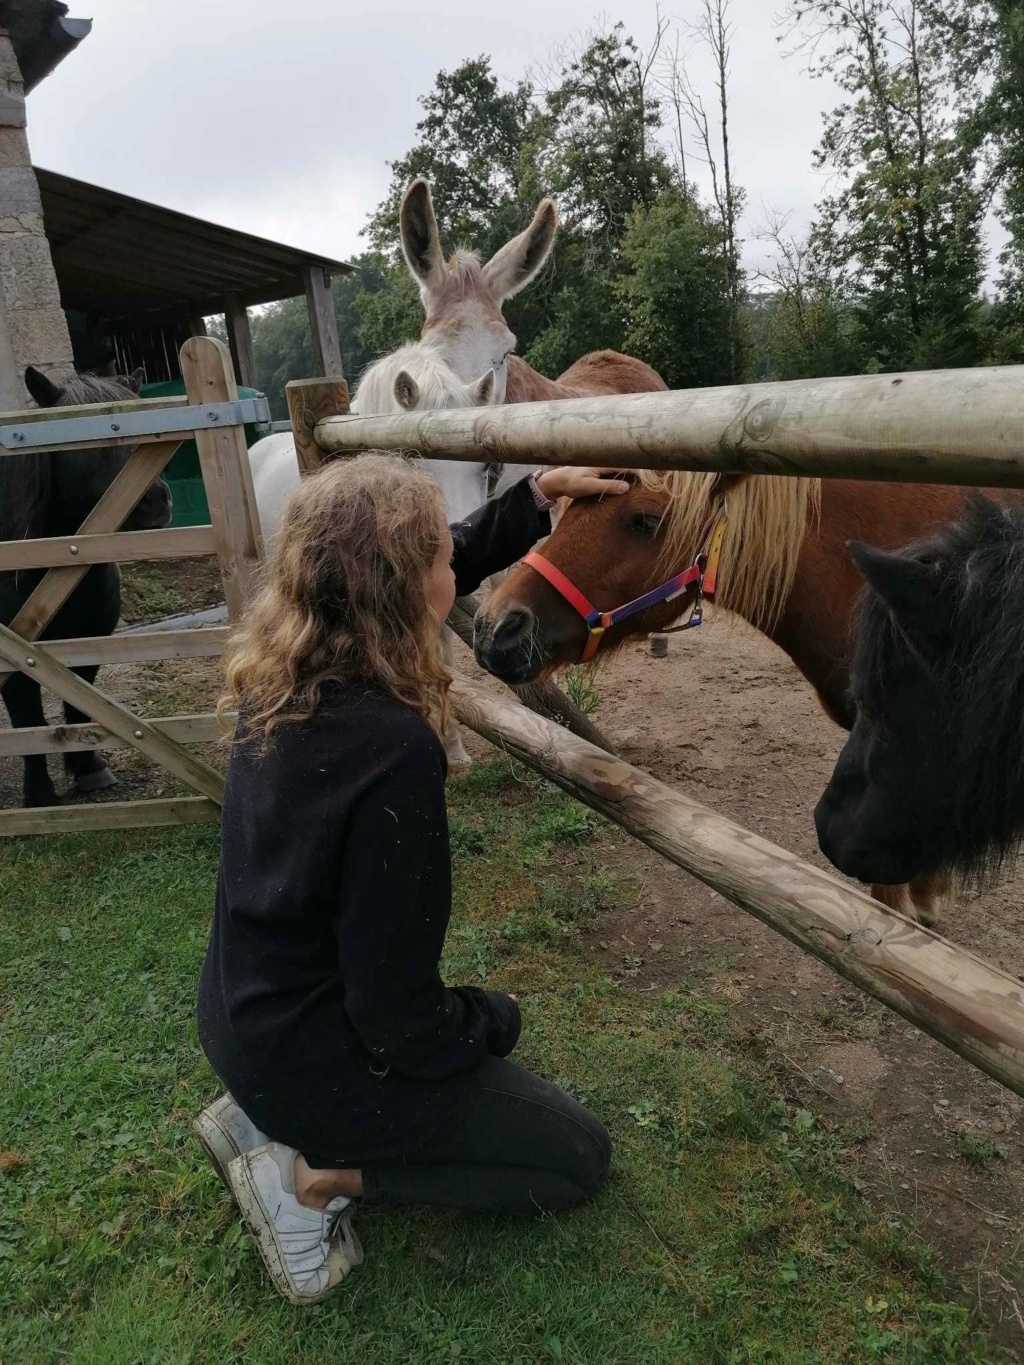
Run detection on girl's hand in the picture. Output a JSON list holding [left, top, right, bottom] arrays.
[[535, 467, 632, 502]]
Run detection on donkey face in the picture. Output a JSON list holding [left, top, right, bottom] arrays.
[[399, 179, 558, 403]]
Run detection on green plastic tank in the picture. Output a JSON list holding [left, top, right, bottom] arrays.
[[139, 378, 271, 527]]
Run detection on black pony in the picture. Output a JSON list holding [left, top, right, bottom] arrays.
[[1, 367, 172, 806], [815, 494, 1024, 890]]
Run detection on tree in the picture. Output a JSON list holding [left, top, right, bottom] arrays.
[[784, 0, 987, 371], [616, 190, 734, 388]]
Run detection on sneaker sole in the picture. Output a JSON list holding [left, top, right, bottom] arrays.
[[192, 1110, 241, 1188], [229, 1156, 359, 1305]]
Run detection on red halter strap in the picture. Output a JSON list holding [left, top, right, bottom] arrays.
[[522, 511, 728, 665]]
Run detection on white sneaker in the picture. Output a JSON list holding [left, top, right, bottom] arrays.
[[228, 1141, 363, 1305], [193, 1094, 268, 1188]]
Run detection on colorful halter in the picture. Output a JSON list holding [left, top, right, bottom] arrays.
[[522, 512, 728, 665]]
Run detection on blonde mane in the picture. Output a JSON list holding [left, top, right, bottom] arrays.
[[641, 470, 821, 629]]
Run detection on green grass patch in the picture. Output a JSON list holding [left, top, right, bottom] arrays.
[[0, 761, 1001, 1363]]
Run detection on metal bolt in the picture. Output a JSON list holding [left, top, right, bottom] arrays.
[[207, 410, 219, 421], [69, 544, 79, 555], [25, 657, 36, 667], [12, 431, 23, 441], [110, 422, 120, 432], [134, 730, 144, 739]]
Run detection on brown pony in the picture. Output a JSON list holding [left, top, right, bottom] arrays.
[[399, 179, 667, 409], [473, 467, 1010, 919]]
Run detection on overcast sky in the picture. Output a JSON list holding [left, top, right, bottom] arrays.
[[24, 0, 1002, 283]]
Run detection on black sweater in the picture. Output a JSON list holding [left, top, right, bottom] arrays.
[[196, 477, 549, 1163]]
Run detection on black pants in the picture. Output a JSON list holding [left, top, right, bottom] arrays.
[[308, 1058, 612, 1216]]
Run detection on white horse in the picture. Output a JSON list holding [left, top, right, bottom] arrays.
[[247, 341, 506, 765]]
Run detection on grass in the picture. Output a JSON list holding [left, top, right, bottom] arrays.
[[0, 757, 1004, 1363], [562, 665, 602, 718]]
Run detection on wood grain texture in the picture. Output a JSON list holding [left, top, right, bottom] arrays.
[[0, 525, 216, 572], [451, 675, 1024, 1098], [318, 366, 1024, 487], [0, 712, 225, 757], [36, 627, 229, 668], [0, 623, 225, 804], [0, 797, 220, 837], [180, 337, 264, 618], [302, 266, 345, 379], [286, 376, 350, 476], [225, 294, 258, 389]]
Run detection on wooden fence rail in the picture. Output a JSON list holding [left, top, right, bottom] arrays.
[[316, 365, 1024, 487], [452, 675, 1024, 1098]]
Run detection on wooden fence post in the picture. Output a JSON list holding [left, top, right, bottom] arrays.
[[286, 376, 350, 475], [180, 336, 264, 619]]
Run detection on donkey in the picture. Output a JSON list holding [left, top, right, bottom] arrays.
[[815, 495, 1024, 892], [1, 367, 172, 806], [399, 178, 667, 406]]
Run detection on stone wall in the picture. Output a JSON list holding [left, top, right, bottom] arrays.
[[0, 28, 73, 410]]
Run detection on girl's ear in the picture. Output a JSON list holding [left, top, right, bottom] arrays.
[[25, 366, 63, 408]]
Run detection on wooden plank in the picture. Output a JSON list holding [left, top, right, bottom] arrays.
[[188, 314, 208, 339], [39, 626, 229, 668], [0, 441, 182, 688], [180, 337, 264, 619], [0, 623, 225, 804], [302, 265, 344, 379], [451, 675, 1024, 1099], [225, 293, 258, 389], [0, 797, 220, 838], [286, 376, 349, 476], [0, 525, 216, 572], [316, 366, 1024, 489], [0, 712, 227, 757], [0, 394, 188, 429]]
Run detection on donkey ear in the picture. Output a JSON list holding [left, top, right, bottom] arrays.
[[24, 366, 63, 408], [394, 371, 420, 410], [482, 199, 558, 301], [125, 367, 145, 394], [849, 542, 948, 648], [400, 179, 446, 301], [470, 369, 497, 407]]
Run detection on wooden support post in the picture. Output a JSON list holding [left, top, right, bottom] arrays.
[[0, 622, 225, 804], [286, 375, 350, 476], [180, 337, 264, 618], [188, 312, 208, 339], [315, 365, 1024, 488], [224, 293, 257, 389], [451, 675, 1024, 1098], [302, 266, 344, 379], [0, 440, 182, 687]]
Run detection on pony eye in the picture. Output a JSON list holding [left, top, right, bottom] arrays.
[[629, 512, 662, 539]]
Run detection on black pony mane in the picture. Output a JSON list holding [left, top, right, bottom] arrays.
[[0, 369, 141, 543], [852, 494, 1024, 885]]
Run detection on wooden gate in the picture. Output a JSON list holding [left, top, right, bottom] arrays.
[[0, 337, 263, 836]]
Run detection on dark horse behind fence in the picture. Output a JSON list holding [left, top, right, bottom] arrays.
[[815, 495, 1024, 892], [1, 367, 172, 807]]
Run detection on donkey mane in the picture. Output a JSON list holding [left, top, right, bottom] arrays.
[[59, 372, 139, 406], [643, 471, 821, 630], [854, 494, 1024, 883], [354, 341, 486, 414]]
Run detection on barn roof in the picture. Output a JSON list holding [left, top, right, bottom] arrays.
[[37, 167, 353, 322], [3, 0, 91, 93]]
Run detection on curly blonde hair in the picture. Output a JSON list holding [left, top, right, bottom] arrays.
[[221, 453, 452, 747]]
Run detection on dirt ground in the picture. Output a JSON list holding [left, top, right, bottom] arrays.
[[2, 569, 1023, 1352]]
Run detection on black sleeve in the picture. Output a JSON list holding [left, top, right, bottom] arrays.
[[450, 476, 551, 597], [336, 722, 521, 1079]]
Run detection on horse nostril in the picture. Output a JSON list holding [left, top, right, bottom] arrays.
[[491, 608, 533, 650]]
